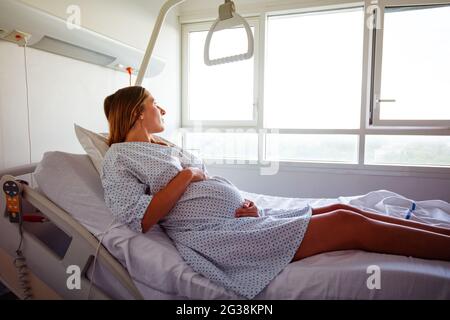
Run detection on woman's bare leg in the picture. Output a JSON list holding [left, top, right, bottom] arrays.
[[312, 204, 450, 236], [292, 210, 450, 262]]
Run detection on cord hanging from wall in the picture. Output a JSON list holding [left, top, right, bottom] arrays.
[[22, 36, 34, 187], [9, 32, 35, 187], [21, 35, 35, 300]]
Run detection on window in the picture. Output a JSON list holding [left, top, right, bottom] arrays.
[[265, 8, 364, 130], [365, 135, 450, 167], [182, 21, 258, 125], [181, 1, 450, 172], [372, 4, 450, 126], [184, 132, 259, 162], [266, 134, 359, 164]]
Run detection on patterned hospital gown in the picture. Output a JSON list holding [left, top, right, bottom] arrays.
[[101, 141, 312, 299]]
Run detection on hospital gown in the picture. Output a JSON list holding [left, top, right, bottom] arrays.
[[101, 141, 312, 299]]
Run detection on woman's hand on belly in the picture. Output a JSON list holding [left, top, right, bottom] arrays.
[[186, 167, 208, 182], [235, 199, 260, 218]]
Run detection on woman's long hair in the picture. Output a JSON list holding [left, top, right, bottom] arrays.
[[104, 86, 148, 146]]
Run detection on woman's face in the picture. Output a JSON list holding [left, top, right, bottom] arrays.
[[140, 92, 166, 133]]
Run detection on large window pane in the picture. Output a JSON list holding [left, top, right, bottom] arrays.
[[188, 28, 255, 121], [265, 8, 364, 129], [365, 136, 450, 167], [185, 132, 258, 161], [266, 134, 359, 163], [380, 6, 450, 120]]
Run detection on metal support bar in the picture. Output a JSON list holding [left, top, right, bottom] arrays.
[[136, 0, 186, 86]]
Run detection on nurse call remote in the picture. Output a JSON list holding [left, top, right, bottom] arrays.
[[3, 181, 23, 224]]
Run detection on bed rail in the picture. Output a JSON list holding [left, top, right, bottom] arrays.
[[0, 171, 144, 300], [0, 163, 37, 179]]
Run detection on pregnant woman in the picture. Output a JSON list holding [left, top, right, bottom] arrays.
[[101, 86, 450, 299]]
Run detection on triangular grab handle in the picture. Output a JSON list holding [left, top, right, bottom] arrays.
[[204, 12, 254, 66]]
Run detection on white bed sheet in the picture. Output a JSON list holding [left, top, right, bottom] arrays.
[[34, 152, 450, 300]]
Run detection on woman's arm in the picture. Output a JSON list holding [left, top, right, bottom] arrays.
[[141, 167, 205, 233]]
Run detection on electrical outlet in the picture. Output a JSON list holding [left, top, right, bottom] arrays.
[[3, 30, 31, 45]]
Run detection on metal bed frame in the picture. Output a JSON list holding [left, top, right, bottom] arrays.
[[0, 164, 143, 300]]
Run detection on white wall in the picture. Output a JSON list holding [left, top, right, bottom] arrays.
[[0, 0, 181, 170]]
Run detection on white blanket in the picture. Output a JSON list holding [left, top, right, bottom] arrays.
[[245, 190, 450, 299]]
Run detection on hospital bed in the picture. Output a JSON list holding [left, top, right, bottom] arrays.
[[1, 152, 450, 300], [0, 162, 143, 300]]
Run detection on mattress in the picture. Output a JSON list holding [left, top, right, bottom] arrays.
[[34, 152, 450, 300]]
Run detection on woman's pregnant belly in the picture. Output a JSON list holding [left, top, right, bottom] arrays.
[[161, 176, 244, 226]]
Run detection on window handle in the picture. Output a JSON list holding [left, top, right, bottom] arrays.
[[376, 98, 396, 103]]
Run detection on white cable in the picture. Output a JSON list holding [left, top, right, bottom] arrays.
[[87, 220, 119, 300], [23, 39, 34, 187]]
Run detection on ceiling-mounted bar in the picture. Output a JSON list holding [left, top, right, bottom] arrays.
[[136, 0, 186, 86], [136, 0, 255, 85]]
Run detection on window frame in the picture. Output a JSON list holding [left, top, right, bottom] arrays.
[[181, 18, 261, 128], [369, 0, 450, 127], [180, 0, 450, 175]]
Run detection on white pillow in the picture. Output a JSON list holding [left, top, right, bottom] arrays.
[[74, 124, 109, 175], [74, 124, 177, 175]]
